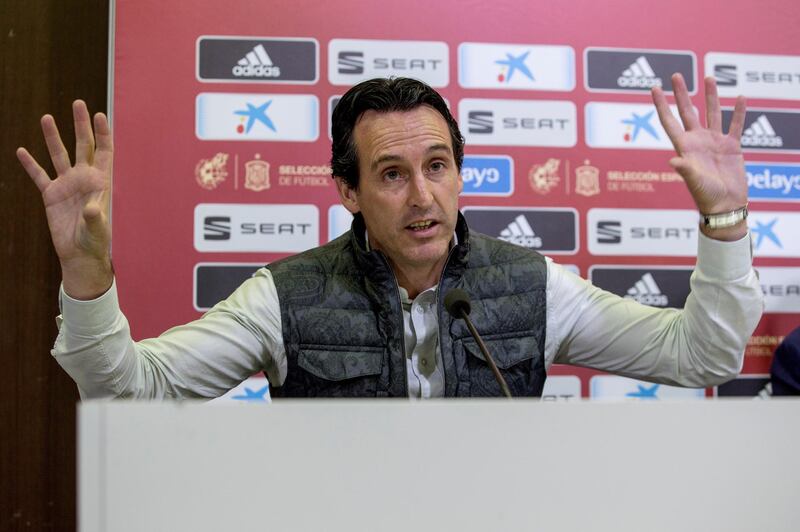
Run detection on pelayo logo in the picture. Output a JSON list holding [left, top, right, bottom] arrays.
[[460, 155, 514, 196], [746, 162, 800, 201]]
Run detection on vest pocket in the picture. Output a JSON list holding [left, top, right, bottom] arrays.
[[297, 346, 384, 397], [459, 333, 542, 397]]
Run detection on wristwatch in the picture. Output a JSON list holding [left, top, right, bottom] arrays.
[[701, 204, 748, 229]]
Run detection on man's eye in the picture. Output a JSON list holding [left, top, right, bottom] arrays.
[[430, 162, 445, 172], [384, 170, 401, 181]]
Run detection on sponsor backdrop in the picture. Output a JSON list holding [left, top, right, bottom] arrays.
[[112, 0, 799, 400]]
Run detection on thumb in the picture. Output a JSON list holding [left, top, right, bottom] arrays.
[[669, 157, 698, 186], [82, 202, 109, 239]]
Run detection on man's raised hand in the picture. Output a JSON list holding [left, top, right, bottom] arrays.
[[16, 100, 114, 299], [652, 73, 749, 240]]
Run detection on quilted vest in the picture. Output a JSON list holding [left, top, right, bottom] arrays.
[[266, 213, 547, 398]]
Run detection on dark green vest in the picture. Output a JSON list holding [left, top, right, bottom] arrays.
[[266, 213, 548, 398]]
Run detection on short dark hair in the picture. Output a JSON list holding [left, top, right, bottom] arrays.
[[331, 77, 465, 189]]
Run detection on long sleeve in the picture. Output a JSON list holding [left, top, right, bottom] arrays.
[[53, 268, 287, 399], [544, 231, 764, 387]]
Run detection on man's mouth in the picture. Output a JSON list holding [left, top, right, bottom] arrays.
[[407, 220, 436, 232]]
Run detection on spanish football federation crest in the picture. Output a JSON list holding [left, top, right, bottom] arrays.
[[244, 154, 270, 191], [528, 158, 561, 194], [195, 153, 229, 190], [575, 160, 600, 197]]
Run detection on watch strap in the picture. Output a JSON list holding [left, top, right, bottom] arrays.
[[701, 204, 749, 229]]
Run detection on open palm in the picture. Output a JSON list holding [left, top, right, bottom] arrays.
[[17, 100, 114, 298], [652, 74, 748, 215]]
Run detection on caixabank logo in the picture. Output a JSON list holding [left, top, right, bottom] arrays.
[[459, 99, 577, 147], [588, 208, 698, 256], [193, 263, 263, 311], [722, 108, 800, 153], [590, 376, 705, 400], [589, 266, 693, 308], [328, 39, 449, 87], [196, 93, 319, 142], [461, 207, 578, 254], [585, 48, 696, 93], [460, 155, 514, 196], [196, 36, 318, 83], [584, 102, 686, 150], [458, 42, 575, 91], [194, 204, 319, 253], [706, 52, 800, 101], [210, 377, 271, 403], [746, 162, 800, 201], [749, 211, 800, 258]]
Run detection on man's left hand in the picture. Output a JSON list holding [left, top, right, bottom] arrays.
[[652, 73, 749, 241]]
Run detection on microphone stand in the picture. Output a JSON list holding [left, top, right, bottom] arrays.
[[457, 310, 513, 399], [445, 289, 513, 399]]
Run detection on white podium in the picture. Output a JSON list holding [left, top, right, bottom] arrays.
[[79, 400, 799, 532]]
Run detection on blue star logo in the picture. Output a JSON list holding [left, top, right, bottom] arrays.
[[621, 110, 659, 142], [232, 384, 269, 402], [750, 218, 782, 249], [234, 101, 276, 134], [626, 384, 660, 399], [495, 51, 534, 83]]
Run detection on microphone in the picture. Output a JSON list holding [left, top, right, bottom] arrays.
[[444, 289, 512, 399]]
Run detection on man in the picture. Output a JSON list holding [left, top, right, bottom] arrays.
[[16, 74, 762, 398]]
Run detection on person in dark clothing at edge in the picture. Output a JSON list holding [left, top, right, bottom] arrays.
[[16, 74, 763, 399], [757, 326, 800, 398]]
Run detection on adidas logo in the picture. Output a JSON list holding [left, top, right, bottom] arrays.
[[617, 56, 662, 88], [625, 273, 668, 306], [741, 114, 784, 147], [498, 215, 543, 248], [232, 44, 281, 78]]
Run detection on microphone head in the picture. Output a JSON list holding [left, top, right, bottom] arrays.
[[444, 288, 471, 318]]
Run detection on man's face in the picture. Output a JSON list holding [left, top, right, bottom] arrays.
[[336, 105, 463, 281]]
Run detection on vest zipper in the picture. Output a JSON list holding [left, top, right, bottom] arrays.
[[435, 245, 460, 304], [377, 253, 410, 397], [379, 244, 459, 398], [434, 245, 460, 397]]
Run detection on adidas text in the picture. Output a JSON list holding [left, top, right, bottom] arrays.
[[232, 64, 281, 78]]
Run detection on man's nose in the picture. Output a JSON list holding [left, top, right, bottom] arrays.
[[408, 171, 434, 208]]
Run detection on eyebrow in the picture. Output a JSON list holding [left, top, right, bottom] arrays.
[[370, 143, 453, 171]]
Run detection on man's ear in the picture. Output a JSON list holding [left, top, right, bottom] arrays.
[[334, 176, 360, 214]]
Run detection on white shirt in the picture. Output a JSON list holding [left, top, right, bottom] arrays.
[[53, 232, 763, 399]]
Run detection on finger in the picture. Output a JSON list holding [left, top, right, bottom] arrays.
[[704, 76, 722, 132], [93, 112, 113, 173], [671, 73, 701, 131], [40, 114, 72, 175], [16, 147, 52, 193], [73, 100, 95, 165], [728, 95, 748, 140], [651, 86, 683, 152]]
